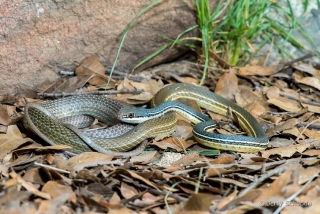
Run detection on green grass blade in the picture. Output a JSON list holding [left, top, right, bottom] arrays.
[[107, 0, 162, 86]]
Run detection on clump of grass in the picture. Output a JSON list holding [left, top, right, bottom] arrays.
[[134, 0, 318, 85]]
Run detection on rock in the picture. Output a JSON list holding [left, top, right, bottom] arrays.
[[0, 0, 199, 94]]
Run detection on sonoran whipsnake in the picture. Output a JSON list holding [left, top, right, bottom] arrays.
[[24, 83, 268, 157]]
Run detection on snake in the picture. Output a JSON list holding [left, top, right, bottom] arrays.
[[24, 83, 268, 157]]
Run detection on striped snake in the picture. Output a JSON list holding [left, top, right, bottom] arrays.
[[24, 83, 268, 157]]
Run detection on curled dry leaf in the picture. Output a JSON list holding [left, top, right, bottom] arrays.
[[214, 72, 238, 100], [152, 137, 196, 152], [0, 104, 21, 125], [265, 86, 280, 99], [130, 151, 161, 164], [267, 97, 301, 112], [275, 118, 298, 132], [67, 152, 114, 173], [42, 181, 77, 203], [254, 164, 300, 203], [0, 125, 35, 160], [75, 56, 111, 85], [238, 65, 281, 76], [120, 182, 139, 199], [295, 76, 320, 91], [292, 64, 319, 76], [261, 144, 310, 158]]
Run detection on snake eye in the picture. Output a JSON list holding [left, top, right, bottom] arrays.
[[128, 113, 134, 118]]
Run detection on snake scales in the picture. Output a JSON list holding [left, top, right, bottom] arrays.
[[24, 83, 268, 157]]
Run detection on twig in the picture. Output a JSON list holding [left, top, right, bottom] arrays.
[[37, 89, 143, 98], [280, 93, 320, 107], [261, 160, 286, 173], [139, 184, 188, 203], [297, 122, 320, 129], [280, 52, 317, 70], [238, 158, 301, 197], [273, 173, 318, 214], [296, 118, 320, 141], [34, 162, 70, 174]]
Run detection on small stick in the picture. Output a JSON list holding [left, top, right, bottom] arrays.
[[280, 52, 317, 70], [273, 173, 318, 214], [34, 162, 70, 174], [295, 118, 320, 140], [239, 157, 317, 197], [38, 88, 143, 98]]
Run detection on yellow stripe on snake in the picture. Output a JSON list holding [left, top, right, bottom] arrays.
[[24, 83, 268, 157]]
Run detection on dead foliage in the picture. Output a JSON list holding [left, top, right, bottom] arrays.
[[1, 55, 320, 213]]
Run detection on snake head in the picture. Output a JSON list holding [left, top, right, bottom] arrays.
[[118, 108, 148, 124]]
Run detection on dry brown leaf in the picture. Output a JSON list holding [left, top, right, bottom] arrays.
[[292, 64, 319, 76], [208, 156, 235, 164], [301, 103, 320, 114], [206, 163, 262, 177], [275, 118, 298, 132], [170, 152, 199, 168], [302, 149, 320, 157], [295, 76, 320, 91], [183, 193, 216, 211], [207, 177, 247, 188], [299, 166, 320, 184], [110, 168, 159, 190], [0, 125, 35, 160], [75, 56, 112, 85], [282, 127, 303, 138], [67, 152, 114, 173], [214, 72, 238, 100], [22, 168, 46, 185], [42, 181, 76, 203], [120, 182, 139, 199], [4, 171, 51, 199], [129, 151, 161, 164], [238, 65, 281, 76], [303, 129, 320, 140], [0, 104, 21, 125], [174, 120, 193, 139], [261, 144, 309, 158], [152, 137, 196, 151], [0, 163, 9, 177], [37, 193, 73, 213], [129, 80, 151, 92], [265, 86, 280, 99], [267, 97, 301, 112], [52, 75, 92, 93], [128, 92, 153, 101], [254, 163, 300, 203], [235, 89, 266, 116]]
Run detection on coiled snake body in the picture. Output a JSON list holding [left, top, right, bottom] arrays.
[[24, 83, 268, 157]]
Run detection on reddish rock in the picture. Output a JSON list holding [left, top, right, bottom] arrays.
[[0, 0, 200, 94]]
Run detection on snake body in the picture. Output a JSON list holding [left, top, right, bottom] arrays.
[[119, 83, 269, 152], [24, 95, 176, 157], [24, 83, 268, 156]]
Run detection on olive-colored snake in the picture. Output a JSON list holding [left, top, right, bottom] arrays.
[[24, 83, 268, 157]]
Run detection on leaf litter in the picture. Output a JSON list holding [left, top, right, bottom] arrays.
[[1, 55, 320, 213]]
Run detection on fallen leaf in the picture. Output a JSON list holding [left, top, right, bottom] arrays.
[[0, 125, 35, 160], [130, 151, 161, 164], [0, 105, 21, 125], [268, 97, 301, 112], [295, 76, 320, 91], [75, 56, 112, 85], [238, 65, 281, 76], [214, 72, 238, 100], [67, 152, 114, 173], [152, 137, 196, 151], [42, 181, 77, 203], [261, 144, 309, 158], [120, 182, 139, 199]]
